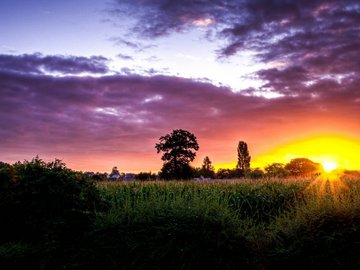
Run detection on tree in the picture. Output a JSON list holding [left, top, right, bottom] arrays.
[[245, 168, 265, 179], [236, 141, 251, 172], [155, 129, 199, 180], [265, 163, 290, 178], [199, 156, 215, 178], [285, 158, 321, 177], [136, 172, 157, 181]]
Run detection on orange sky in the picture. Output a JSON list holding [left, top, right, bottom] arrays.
[[1, 1, 359, 174]]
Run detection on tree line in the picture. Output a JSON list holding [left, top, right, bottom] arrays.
[[155, 129, 322, 180], [0, 129, 323, 182]]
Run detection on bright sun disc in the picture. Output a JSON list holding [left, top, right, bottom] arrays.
[[322, 161, 338, 172]]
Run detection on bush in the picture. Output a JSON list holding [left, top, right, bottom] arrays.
[[135, 172, 157, 181], [0, 157, 105, 244]]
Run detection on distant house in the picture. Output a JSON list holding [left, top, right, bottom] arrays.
[[109, 174, 121, 180], [124, 173, 136, 181], [193, 177, 213, 181], [84, 171, 95, 177], [109, 166, 121, 180]]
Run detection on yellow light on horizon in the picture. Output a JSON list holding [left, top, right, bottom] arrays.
[[251, 135, 360, 171], [322, 160, 338, 172]]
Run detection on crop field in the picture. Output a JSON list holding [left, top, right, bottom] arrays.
[[90, 177, 360, 269], [2, 165, 360, 270]]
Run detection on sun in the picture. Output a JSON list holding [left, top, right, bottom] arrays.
[[322, 160, 338, 172]]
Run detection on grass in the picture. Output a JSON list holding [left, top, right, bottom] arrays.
[[90, 177, 360, 269], [2, 177, 360, 269]]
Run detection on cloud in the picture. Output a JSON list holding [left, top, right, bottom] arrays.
[[0, 53, 110, 75], [117, 53, 134, 60], [1, 53, 359, 171], [110, 37, 157, 52], [111, 0, 360, 97]]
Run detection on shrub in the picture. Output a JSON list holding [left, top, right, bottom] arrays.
[[0, 157, 104, 244]]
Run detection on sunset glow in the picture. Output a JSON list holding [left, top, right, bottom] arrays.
[[0, 1, 359, 174], [252, 136, 360, 171], [322, 161, 338, 172], [192, 18, 215, 26]]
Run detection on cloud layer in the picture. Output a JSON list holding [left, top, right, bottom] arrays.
[[0, 54, 109, 75], [1, 53, 359, 171], [113, 0, 360, 96]]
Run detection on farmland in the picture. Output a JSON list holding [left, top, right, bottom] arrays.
[[1, 160, 360, 269], [91, 178, 360, 269]]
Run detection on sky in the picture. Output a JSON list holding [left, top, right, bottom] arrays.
[[1, 0, 359, 173]]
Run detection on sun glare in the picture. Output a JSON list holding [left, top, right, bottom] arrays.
[[251, 135, 360, 171], [321, 161, 338, 172], [322, 160, 338, 172]]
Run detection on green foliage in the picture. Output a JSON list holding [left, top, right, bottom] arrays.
[[155, 129, 199, 180], [269, 180, 360, 268], [80, 204, 251, 270], [265, 163, 290, 178], [2, 162, 360, 270], [0, 157, 104, 244], [0, 242, 40, 270], [98, 180, 304, 226]]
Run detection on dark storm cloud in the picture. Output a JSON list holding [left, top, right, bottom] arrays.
[[0, 53, 110, 75], [1, 53, 359, 158], [112, 0, 360, 95]]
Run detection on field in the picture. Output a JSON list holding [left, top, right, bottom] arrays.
[[2, 173, 360, 269], [89, 177, 360, 269]]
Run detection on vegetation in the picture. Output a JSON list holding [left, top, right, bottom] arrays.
[[155, 129, 199, 180], [265, 163, 290, 178], [194, 156, 216, 178], [0, 157, 106, 270], [236, 141, 251, 173], [285, 158, 321, 177], [1, 157, 360, 269]]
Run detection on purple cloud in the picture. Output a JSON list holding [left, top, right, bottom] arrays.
[[112, 0, 360, 97], [117, 53, 134, 60], [0, 53, 110, 75], [1, 53, 359, 171]]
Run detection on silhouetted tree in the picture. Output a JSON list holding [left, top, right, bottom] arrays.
[[236, 141, 251, 173], [155, 129, 199, 180], [199, 156, 215, 178], [136, 172, 157, 181], [265, 163, 290, 178], [245, 168, 265, 179], [0, 161, 9, 169], [216, 168, 232, 179], [285, 158, 321, 177], [215, 168, 243, 179]]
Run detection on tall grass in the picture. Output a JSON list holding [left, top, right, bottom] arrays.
[[89, 178, 360, 269], [97, 179, 307, 226]]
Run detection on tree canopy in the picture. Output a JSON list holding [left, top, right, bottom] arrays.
[[155, 129, 199, 180], [236, 141, 251, 172], [199, 156, 215, 178], [285, 158, 321, 177]]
